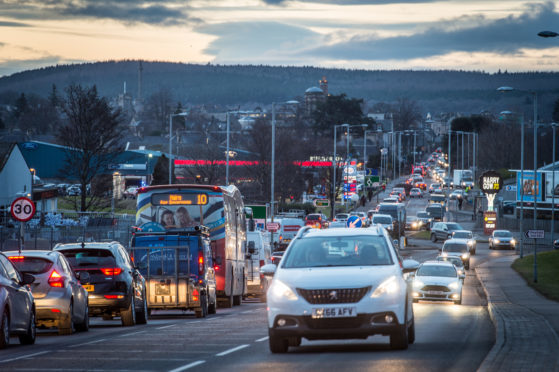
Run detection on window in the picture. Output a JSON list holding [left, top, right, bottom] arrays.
[[0, 255, 21, 282]]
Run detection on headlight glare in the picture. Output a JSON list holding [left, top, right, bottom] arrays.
[[412, 280, 424, 289], [494, 239, 500, 244], [462, 253, 469, 259], [449, 281, 459, 289], [372, 276, 400, 298], [269, 279, 298, 301]]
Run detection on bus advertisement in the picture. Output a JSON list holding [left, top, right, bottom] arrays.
[[133, 184, 247, 308]]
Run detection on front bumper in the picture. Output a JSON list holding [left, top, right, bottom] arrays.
[[268, 312, 403, 340], [413, 289, 460, 302]]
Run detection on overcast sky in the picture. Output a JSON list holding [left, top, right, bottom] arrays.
[[1, 0, 559, 76]]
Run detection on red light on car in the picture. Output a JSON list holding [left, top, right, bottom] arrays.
[[214, 265, 220, 271], [192, 288, 199, 302], [51, 309, 61, 313], [48, 270, 65, 288], [8, 256, 25, 261], [104, 295, 124, 299], [101, 268, 122, 276]]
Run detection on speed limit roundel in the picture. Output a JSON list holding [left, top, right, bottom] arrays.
[[10, 197, 36, 222]]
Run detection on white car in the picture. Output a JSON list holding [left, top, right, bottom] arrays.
[[412, 260, 463, 304], [371, 214, 393, 232], [261, 226, 419, 353]]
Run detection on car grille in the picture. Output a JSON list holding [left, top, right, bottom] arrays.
[[304, 315, 368, 329], [421, 285, 450, 292], [424, 294, 448, 299], [297, 287, 371, 304]]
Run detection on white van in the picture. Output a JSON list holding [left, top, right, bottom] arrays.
[[246, 231, 272, 300]]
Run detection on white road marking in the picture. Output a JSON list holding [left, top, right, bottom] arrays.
[[117, 330, 147, 337], [215, 344, 250, 356], [0, 351, 49, 363], [168, 360, 206, 372], [68, 338, 107, 348], [255, 336, 269, 342], [241, 310, 254, 314], [156, 324, 176, 330]]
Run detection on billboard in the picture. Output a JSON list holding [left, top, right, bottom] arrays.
[[516, 171, 543, 203], [544, 171, 559, 200]]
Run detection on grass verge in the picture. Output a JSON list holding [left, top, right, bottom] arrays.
[[408, 230, 431, 240], [511, 250, 559, 302]]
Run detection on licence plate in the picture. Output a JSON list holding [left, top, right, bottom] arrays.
[[427, 291, 444, 295], [312, 306, 357, 319], [82, 285, 94, 292]]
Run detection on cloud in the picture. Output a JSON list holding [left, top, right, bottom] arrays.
[[260, 0, 456, 5], [0, 0, 201, 25], [301, 1, 559, 60], [0, 20, 29, 27], [0, 57, 70, 78]]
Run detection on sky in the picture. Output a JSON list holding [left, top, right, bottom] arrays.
[[1, 0, 559, 77]]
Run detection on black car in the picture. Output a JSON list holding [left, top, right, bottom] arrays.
[[54, 242, 148, 326], [0, 253, 36, 348], [502, 201, 516, 214], [271, 251, 285, 266]]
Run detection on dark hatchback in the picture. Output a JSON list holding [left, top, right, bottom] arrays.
[[54, 242, 148, 326]]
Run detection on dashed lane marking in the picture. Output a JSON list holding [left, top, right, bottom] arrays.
[[0, 351, 50, 363], [68, 338, 107, 348], [215, 344, 250, 357], [117, 330, 147, 337], [168, 360, 206, 372], [255, 336, 269, 342], [156, 324, 176, 330]]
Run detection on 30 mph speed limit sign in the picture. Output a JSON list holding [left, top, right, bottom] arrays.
[[11, 197, 36, 222]]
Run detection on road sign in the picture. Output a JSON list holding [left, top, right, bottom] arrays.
[[346, 215, 363, 228], [313, 199, 330, 207], [505, 185, 517, 192], [525, 229, 545, 239], [365, 176, 380, 187], [266, 222, 280, 232], [365, 168, 378, 176], [10, 197, 36, 222]]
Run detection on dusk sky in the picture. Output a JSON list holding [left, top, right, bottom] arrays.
[[2, 0, 559, 77]]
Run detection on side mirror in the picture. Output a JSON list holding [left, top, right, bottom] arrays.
[[260, 264, 277, 277], [459, 273, 466, 280], [248, 241, 256, 254], [76, 271, 90, 284], [402, 259, 420, 273], [21, 273, 35, 285]]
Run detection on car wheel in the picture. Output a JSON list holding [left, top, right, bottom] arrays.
[[135, 291, 148, 325], [455, 293, 462, 305], [19, 311, 36, 345], [269, 333, 289, 353], [59, 302, 75, 335], [0, 311, 8, 349], [75, 304, 89, 332], [390, 323, 409, 350], [233, 294, 242, 306], [208, 291, 217, 315], [430, 234, 437, 242], [195, 294, 208, 318], [121, 296, 136, 326]]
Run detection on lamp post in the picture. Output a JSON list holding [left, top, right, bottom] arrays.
[[332, 124, 349, 218], [169, 112, 188, 184], [362, 127, 374, 172]]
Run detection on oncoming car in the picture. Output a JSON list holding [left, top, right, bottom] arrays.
[[261, 226, 419, 353], [412, 261, 463, 304]]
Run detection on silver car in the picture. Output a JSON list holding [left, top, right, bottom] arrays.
[[6, 250, 89, 335], [488, 230, 516, 250]]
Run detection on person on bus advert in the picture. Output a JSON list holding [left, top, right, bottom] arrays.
[[160, 210, 176, 229], [176, 207, 196, 228]]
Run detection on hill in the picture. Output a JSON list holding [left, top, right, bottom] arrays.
[[1, 61, 558, 118]]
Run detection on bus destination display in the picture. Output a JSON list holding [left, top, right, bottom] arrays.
[[152, 193, 208, 206]]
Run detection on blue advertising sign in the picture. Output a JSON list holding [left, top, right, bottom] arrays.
[[516, 171, 543, 203], [346, 215, 363, 228], [365, 168, 379, 176]]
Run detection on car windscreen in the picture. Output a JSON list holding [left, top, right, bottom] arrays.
[[453, 232, 471, 239], [8, 256, 53, 274], [443, 243, 468, 253], [377, 206, 398, 218], [417, 212, 429, 218], [494, 231, 512, 237], [417, 265, 456, 277], [430, 195, 445, 202], [446, 223, 463, 231], [306, 215, 320, 221], [58, 249, 117, 268], [372, 216, 392, 224], [335, 214, 349, 219], [281, 235, 393, 268], [437, 256, 463, 267]]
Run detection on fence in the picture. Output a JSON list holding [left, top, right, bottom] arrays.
[[0, 211, 136, 252]]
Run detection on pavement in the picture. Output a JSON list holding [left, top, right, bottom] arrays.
[[350, 181, 559, 371]]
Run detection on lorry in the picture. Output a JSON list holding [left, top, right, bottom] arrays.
[[245, 231, 272, 301], [453, 170, 474, 189]]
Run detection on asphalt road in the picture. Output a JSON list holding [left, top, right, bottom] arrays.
[[0, 187, 516, 372]]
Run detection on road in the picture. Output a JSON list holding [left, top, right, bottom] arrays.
[[0, 187, 514, 372]]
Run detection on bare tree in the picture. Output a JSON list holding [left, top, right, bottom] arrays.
[[57, 84, 124, 212], [393, 97, 422, 131], [142, 88, 174, 134]]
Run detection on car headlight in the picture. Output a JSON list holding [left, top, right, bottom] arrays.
[[467, 241, 473, 246], [494, 239, 500, 244], [412, 222, 417, 228], [371, 276, 400, 298], [412, 280, 424, 289], [448, 281, 459, 289], [268, 279, 298, 301], [461, 253, 470, 259], [511, 239, 516, 245]]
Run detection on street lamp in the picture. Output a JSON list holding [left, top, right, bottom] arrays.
[[362, 126, 374, 172], [332, 124, 349, 217], [145, 153, 153, 186], [551, 123, 558, 251], [169, 112, 188, 184]]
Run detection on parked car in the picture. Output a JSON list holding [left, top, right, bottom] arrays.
[[412, 260, 463, 304], [0, 252, 36, 348], [66, 185, 81, 196], [440, 239, 471, 269], [430, 222, 464, 242], [6, 250, 90, 334], [261, 225, 420, 352], [488, 230, 517, 250], [502, 201, 516, 214], [451, 230, 476, 255], [123, 186, 139, 199], [54, 241, 148, 326]]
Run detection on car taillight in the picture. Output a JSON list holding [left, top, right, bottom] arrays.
[[192, 288, 199, 302], [198, 251, 204, 276], [259, 260, 265, 267], [8, 256, 24, 261], [48, 270, 65, 288], [214, 265, 220, 271], [100, 268, 122, 276]]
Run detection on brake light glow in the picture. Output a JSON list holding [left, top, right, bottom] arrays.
[[8, 256, 24, 261], [198, 252, 204, 276], [51, 309, 61, 313], [192, 288, 199, 302], [104, 295, 124, 299], [214, 265, 220, 271], [101, 268, 122, 276], [48, 270, 65, 288]]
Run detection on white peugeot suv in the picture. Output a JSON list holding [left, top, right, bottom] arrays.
[[261, 225, 420, 353]]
